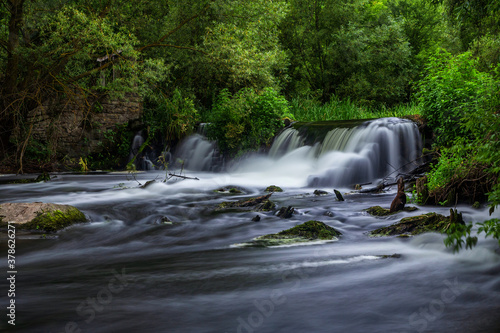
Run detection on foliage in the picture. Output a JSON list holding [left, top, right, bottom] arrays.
[[206, 88, 290, 155], [143, 89, 199, 143], [418, 49, 500, 251], [280, 0, 415, 105], [417, 49, 498, 145], [289, 95, 421, 122]]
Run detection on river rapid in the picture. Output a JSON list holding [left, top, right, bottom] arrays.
[[1, 118, 500, 333]]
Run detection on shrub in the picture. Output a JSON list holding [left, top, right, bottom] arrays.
[[143, 88, 199, 143], [207, 88, 291, 155], [417, 49, 497, 145]]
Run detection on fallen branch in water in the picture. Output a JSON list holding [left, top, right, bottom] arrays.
[[168, 173, 199, 180]]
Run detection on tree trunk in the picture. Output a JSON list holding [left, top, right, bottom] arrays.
[[1, 0, 25, 157]]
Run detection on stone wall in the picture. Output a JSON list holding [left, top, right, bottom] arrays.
[[29, 93, 142, 157]]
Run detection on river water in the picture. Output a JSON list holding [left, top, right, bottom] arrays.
[[1, 118, 500, 333]]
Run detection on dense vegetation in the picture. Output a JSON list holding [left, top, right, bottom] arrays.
[[1, 1, 499, 247]]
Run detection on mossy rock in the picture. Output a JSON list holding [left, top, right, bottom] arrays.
[[241, 220, 342, 247], [0, 203, 87, 233], [215, 194, 275, 212], [261, 220, 341, 241], [214, 187, 243, 194], [370, 212, 460, 237], [265, 185, 283, 192], [366, 205, 418, 216], [313, 190, 329, 196]]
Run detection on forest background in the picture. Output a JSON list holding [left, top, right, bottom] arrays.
[[1, 0, 499, 247]]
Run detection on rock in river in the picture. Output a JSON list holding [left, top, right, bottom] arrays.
[[238, 220, 342, 247], [370, 209, 465, 237], [0, 202, 87, 233]]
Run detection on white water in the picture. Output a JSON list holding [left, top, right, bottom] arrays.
[[1, 118, 499, 333], [174, 118, 422, 188]]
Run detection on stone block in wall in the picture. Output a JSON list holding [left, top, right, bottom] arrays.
[[27, 92, 142, 157]]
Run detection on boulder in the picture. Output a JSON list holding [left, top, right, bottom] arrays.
[[313, 190, 329, 196], [215, 194, 275, 212], [366, 205, 418, 216], [370, 209, 465, 237], [276, 206, 294, 218], [0, 202, 87, 232], [265, 185, 283, 193], [247, 220, 342, 246]]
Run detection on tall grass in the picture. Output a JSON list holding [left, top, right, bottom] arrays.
[[289, 96, 421, 122]]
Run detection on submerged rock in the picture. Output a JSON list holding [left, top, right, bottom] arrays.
[[314, 190, 329, 196], [276, 206, 295, 218], [0, 202, 87, 232], [370, 209, 464, 236], [265, 185, 283, 192], [366, 205, 418, 216], [214, 186, 244, 194], [215, 194, 275, 212]]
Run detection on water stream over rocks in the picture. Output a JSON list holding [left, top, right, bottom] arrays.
[[1, 118, 499, 333]]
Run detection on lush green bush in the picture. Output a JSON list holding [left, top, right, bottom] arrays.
[[418, 50, 500, 251], [143, 89, 199, 143], [207, 88, 291, 155], [417, 50, 497, 146]]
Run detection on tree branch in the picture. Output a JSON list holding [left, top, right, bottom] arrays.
[[137, 1, 212, 52], [138, 43, 208, 55]]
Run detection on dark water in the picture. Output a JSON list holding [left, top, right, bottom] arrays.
[[1, 170, 499, 333], [1, 118, 499, 332]]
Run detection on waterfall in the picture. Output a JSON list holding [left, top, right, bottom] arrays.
[[173, 134, 221, 171], [268, 117, 422, 187], [170, 117, 422, 187], [128, 131, 156, 170]]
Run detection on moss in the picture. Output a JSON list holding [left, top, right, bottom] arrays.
[[20, 207, 87, 233], [215, 194, 275, 212], [370, 212, 454, 236], [260, 220, 342, 241], [472, 201, 481, 209], [265, 185, 283, 192], [366, 205, 418, 216], [313, 190, 328, 196], [214, 187, 244, 194]]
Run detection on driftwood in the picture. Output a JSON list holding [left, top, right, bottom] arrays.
[[168, 173, 199, 180], [389, 177, 406, 213]]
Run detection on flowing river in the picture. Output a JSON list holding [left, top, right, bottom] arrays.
[[1, 118, 499, 333]]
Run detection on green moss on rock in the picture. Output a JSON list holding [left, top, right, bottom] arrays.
[[21, 207, 87, 232], [366, 205, 418, 216], [261, 220, 342, 240], [215, 194, 275, 212], [239, 220, 342, 247], [265, 185, 283, 192], [370, 212, 454, 236]]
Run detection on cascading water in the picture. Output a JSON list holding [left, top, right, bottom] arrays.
[[232, 117, 422, 188], [128, 131, 156, 170], [174, 117, 422, 187], [173, 124, 222, 171]]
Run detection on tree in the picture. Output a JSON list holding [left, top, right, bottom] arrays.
[[0, 0, 289, 171], [280, 0, 415, 105]]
